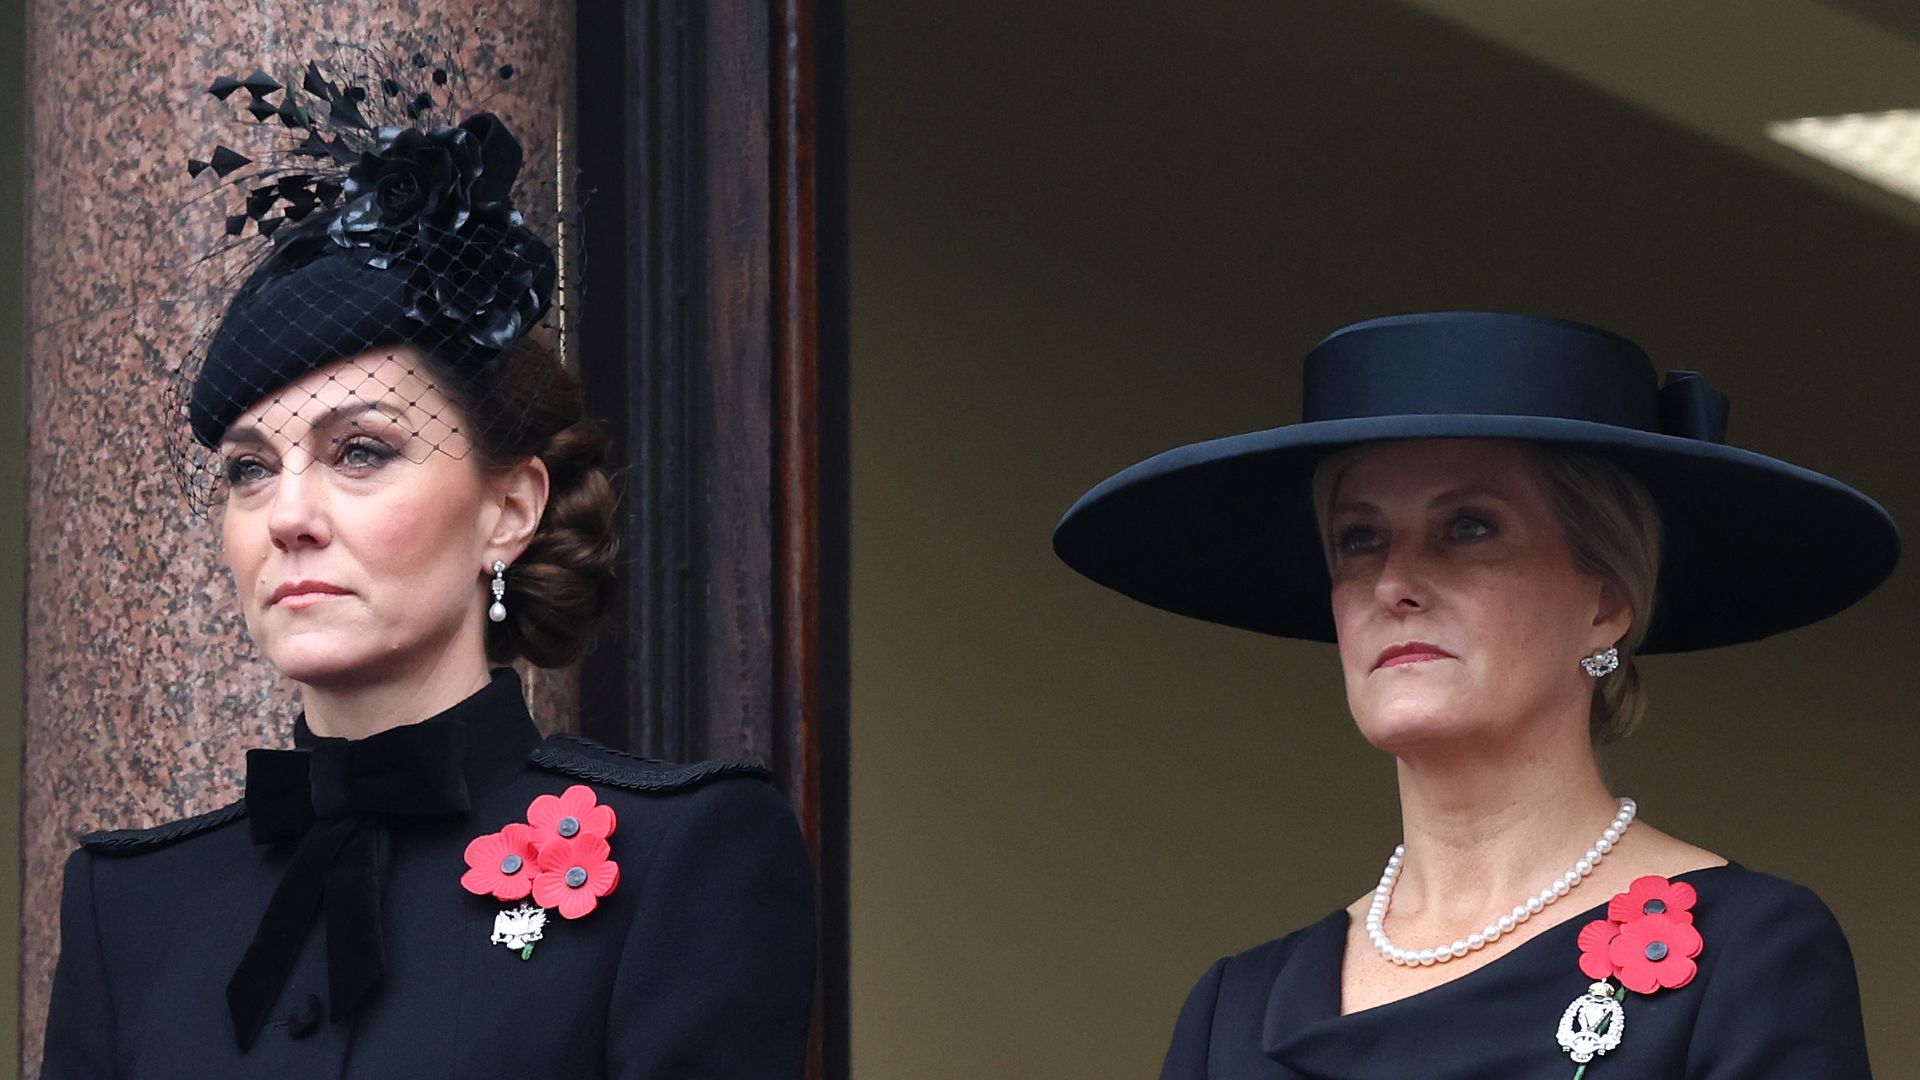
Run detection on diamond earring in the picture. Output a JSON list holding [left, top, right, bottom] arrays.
[[1581, 646, 1620, 677], [488, 561, 508, 623]]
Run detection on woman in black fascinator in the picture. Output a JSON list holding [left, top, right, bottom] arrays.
[[1055, 312, 1895, 1078], [39, 53, 813, 1079]]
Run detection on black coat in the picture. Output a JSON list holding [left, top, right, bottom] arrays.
[[1160, 863, 1872, 1079], [40, 670, 816, 1079]]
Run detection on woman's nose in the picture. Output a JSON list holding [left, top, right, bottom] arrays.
[[267, 464, 331, 551], [1372, 543, 1430, 612]]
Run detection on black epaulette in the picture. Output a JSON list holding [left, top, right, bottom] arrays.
[[80, 798, 249, 856], [531, 733, 769, 793]]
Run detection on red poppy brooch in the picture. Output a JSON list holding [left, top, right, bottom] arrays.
[[1558, 875, 1703, 1076], [460, 785, 621, 958]]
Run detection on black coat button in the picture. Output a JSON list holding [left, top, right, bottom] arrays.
[[286, 994, 324, 1039]]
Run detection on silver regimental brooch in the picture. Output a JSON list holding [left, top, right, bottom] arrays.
[[1556, 980, 1625, 1064], [491, 903, 547, 960]]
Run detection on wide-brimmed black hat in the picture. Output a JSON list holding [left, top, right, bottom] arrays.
[[1052, 311, 1899, 653]]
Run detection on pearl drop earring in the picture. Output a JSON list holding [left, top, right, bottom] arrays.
[[488, 561, 508, 623]]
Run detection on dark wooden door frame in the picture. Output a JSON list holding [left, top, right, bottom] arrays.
[[573, 0, 848, 1075]]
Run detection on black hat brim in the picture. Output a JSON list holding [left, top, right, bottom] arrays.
[[1052, 414, 1899, 653]]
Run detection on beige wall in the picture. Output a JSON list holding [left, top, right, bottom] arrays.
[[847, 3, 1919, 1077]]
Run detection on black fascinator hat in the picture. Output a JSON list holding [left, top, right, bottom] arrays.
[[192, 111, 552, 447], [172, 49, 563, 503], [1053, 312, 1899, 653]]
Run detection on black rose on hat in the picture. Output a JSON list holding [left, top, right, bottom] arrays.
[[404, 202, 555, 352], [330, 119, 487, 260], [326, 114, 521, 256]]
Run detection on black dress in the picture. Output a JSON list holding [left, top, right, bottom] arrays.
[[1160, 864, 1873, 1079], [40, 669, 815, 1079]]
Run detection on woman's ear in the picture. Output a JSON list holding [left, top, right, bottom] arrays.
[[483, 456, 550, 566], [1592, 576, 1633, 647]]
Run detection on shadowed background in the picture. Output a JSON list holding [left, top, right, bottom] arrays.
[[846, 2, 1920, 1076]]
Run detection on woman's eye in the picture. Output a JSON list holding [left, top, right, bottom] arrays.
[[1334, 525, 1382, 554], [223, 456, 271, 487], [1450, 514, 1494, 541], [335, 438, 397, 472]]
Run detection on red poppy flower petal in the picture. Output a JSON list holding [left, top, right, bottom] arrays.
[[536, 838, 578, 874], [1609, 879, 1661, 922], [460, 866, 499, 896], [556, 887, 600, 920], [1617, 963, 1660, 994], [1577, 917, 1619, 981], [573, 835, 611, 865], [531, 796, 566, 832], [558, 784, 597, 817], [531, 872, 568, 910], [1667, 920, 1704, 959], [1579, 949, 1617, 981], [1656, 956, 1699, 990], [1609, 876, 1698, 924], [584, 804, 617, 838], [1608, 920, 1663, 968], [586, 860, 620, 896], [492, 873, 534, 902], [1576, 919, 1616, 955], [463, 832, 505, 868]]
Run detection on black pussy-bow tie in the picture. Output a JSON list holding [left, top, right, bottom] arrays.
[[227, 720, 472, 1051]]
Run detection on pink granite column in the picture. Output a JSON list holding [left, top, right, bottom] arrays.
[[22, 7, 575, 1073]]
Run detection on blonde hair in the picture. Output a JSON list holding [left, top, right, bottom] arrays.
[[1309, 440, 1663, 744], [1531, 448, 1662, 743]]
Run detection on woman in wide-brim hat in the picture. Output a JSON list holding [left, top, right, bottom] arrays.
[[1055, 311, 1894, 1079]]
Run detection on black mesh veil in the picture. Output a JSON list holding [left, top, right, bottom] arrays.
[[167, 45, 571, 513]]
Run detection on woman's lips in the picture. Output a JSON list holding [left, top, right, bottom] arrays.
[[270, 581, 352, 608], [1374, 642, 1456, 670], [276, 593, 347, 610]]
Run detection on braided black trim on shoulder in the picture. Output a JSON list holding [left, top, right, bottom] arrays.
[[80, 798, 249, 856], [531, 734, 770, 792]]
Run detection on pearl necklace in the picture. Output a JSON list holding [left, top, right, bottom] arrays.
[[1366, 797, 1637, 967]]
